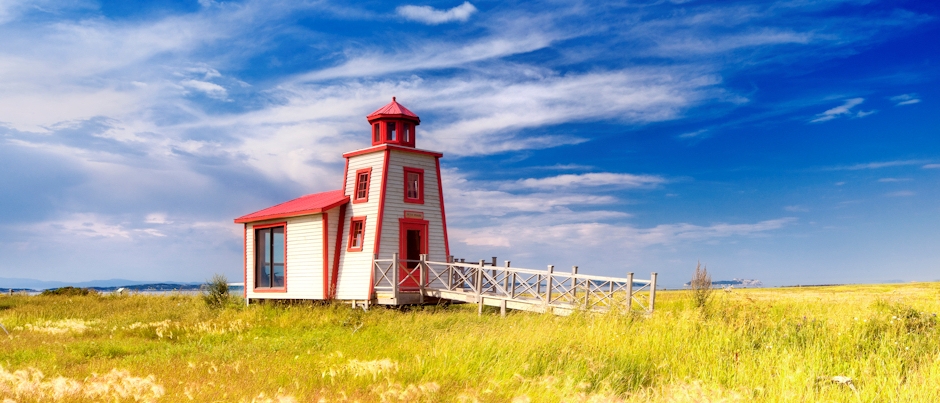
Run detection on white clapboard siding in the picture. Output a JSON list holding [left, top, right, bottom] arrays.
[[245, 215, 325, 300], [379, 149, 448, 263], [335, 150, 386, 300]]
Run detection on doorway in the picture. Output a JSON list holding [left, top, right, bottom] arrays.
[[399, 220, 428, 290]]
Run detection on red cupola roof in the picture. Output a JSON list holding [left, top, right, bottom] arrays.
[[367, 97, 420, 148], [367, 97, 420, 123]]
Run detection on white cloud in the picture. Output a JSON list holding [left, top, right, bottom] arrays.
[[877, 178, 909, 183], [396, 2, 477, 25], [810, 98, 865, 123], [180, 79, 228, 99], [678, 129, 708, 139], [923, 164, 940, 169], [784, 205, 808, 212], [886, 190, 915, 197], [831, 160, 925, 170], [890, 93, 921, 106], [515, 173, 666, 190], [145, 213, 173, 224]]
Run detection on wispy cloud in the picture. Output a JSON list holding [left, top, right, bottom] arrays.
[[886, 190, 915, 197], [784, 205, 809, 212], [830, 160, 926, 170], [890, 93, 921, 106], [514, 173, 666, 190], [810, 98, 873, 123], [923, 164, 940, 169], [396, 2, 477, 25]]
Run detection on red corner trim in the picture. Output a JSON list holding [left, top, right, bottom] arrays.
[[370, 148, 391, 298], [341, 157, 350, 194], [330, 203, 346, 299], [321, 212, 329, 299], [243, 223, 247, 299], [233, 197, 349, 223], [435, 158, 450, 260]]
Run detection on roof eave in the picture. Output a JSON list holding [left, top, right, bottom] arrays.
[[233, 197, 350, 224]]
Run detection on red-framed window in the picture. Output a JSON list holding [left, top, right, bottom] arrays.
[[347, 217, 366, 252], [254, 222, 286, 290], [353, 168, 371, 203], [373, 123, 380, 143], [403, 123, 412, 144], [386, 122, 397, 141], [403, 167, 424, 204]]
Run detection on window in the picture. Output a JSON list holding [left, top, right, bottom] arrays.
[[353, 168, 371, 203], [255, 225, 285, 289], [373, 123, 380, 143], [403, 167, 424, 204], [386, 122, 397, 141], [347, 217, 366, 251], [403, 124, 411, 143]]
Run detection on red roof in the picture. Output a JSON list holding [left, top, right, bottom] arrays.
[[234, 189, 348, 223], [367, 97, 420, 122]]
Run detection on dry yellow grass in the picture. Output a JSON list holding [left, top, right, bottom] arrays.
[[0, 283, 938, 402]]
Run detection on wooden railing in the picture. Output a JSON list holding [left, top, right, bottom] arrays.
[[372, 253, 657, 315]]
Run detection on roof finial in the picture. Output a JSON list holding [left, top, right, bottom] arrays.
[[392, 96, 396, 102]]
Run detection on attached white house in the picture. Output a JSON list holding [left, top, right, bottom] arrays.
[[234, 98, 450, 303]]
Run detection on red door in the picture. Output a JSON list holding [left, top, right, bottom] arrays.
[[399, 220, 427, 290]]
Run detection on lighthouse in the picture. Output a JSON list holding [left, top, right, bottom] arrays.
[[235, 98, 449, 303]]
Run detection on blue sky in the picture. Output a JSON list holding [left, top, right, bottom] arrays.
[[0, 0, 937, 288]]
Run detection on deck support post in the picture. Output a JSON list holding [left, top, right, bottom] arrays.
[[391, 253, 400, 304], [545, 265, 554, 312], [476, 260, 485, 315], [571, 266, 579, 306], [419, 254, 427, 305], [626, 272, 634, 312], [649, 272, 658, 313]]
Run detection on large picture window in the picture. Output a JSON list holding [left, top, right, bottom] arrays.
[[403, 167, 424, 204], [347, 217, 366, 252], [353, 168, 371, 203], [255, 225, 285, 289]]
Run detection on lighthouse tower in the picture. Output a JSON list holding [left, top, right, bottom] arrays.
[[235, 98, 449, 303]]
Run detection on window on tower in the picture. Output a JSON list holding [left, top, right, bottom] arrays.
[[373, 124, 380, 143], [404, 123, 411, 143], [353, 168, 371, 203], [347, 217, 366, 251], [403, 167, 424, 204], [387, 122, 397, 141]]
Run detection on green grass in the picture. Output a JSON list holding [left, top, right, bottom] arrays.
[[1, 283, 939, 402]]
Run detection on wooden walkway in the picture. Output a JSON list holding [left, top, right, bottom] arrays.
[[372, 254, 657, 315]]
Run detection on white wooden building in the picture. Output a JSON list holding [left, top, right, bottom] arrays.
[[234, 98, 450, 303]]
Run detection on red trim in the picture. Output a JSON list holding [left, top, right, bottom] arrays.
[[352, 168, 372, 203], [343, 144, 442, 159], [403, 167, 425, 204], [399, 218, 430, 288], [347, 216, 367, 252], [234, 197, 349, 223], [435, 158, 450, 260], [330, 203, 346, 299], [252, 221, 288, 293], [341, 158, 350, 194], [321, 212, 329, 299], [243, 223, 247, 299], [370, 149, 391, 298]]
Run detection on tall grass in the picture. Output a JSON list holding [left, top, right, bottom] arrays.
[[1, 283, 939, 402]]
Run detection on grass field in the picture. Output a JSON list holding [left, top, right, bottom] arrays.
[[1, 283, 939, 402]]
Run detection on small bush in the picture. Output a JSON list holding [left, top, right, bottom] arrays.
[[203, 274, 231, 309], [689, 261, 712, 309], [41, 287, 98, 296]]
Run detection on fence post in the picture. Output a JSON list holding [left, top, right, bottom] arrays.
[[391, 253, 399, 304], [509, 261, 517, 299], [476, 260, 485, 315], [649, 272, 658, 313], [419, 254, 427, 305], [626, 272, 634, 312], [545, 265, 554, 311], [502, 261, 511, 296], [571, 266, 578, 304]]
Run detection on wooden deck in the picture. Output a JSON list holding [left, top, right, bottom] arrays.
[[372, 254, 657, 316]]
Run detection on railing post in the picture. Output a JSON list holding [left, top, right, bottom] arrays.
[[571, 265, 578, 304], [490, 256, 498, 293], [649, 272, 658, 313], [626, 272, 634, 312], [509, 262, 517, 299], [419, 254, 427, 305], [502, 261, 511, 296], [476, 260, 485, 315], [391, 253, 399, 304], [545, 265, 554, 310]]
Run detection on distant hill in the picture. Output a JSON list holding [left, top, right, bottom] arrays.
[[0, 277, 202, 291], [683, 278, 763, 288]]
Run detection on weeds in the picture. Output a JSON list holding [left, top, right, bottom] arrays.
[[202, 273, 231, 309], [689, 261, 713, 309]]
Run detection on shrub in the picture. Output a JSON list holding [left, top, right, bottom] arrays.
[[689, 261, 712, 309], [40, 286, 98, 296], [203, 274, 231, 309]]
